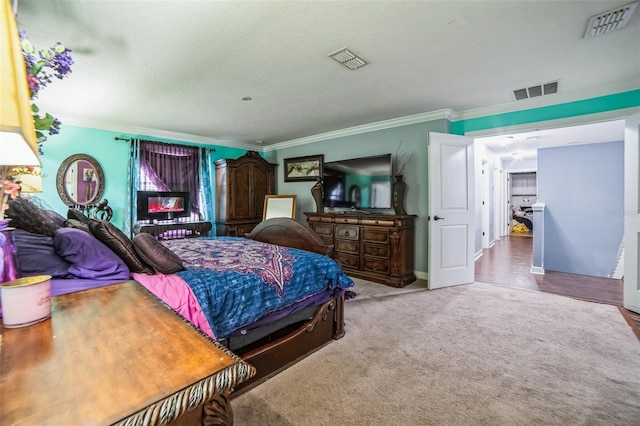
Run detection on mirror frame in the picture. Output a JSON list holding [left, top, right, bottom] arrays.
[[263, 195, 297, 221], [56, 154, 105, 207]]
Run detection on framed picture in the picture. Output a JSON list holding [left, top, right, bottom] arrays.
[[284, 154, 324, 182]]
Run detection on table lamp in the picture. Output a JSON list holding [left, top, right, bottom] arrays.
[[1, 0, 40, 167]]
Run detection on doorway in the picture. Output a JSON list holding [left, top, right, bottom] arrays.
[[473, 119, 625, 306]]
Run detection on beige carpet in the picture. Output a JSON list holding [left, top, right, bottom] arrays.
[[233, 280, 640, 425]]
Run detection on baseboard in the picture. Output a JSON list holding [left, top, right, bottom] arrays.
[[474, 250, 483, 261], [530, 266, 545, 275], [415, 271, 428, 281]]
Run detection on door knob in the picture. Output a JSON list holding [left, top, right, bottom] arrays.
[[434, 215, 445, 221]]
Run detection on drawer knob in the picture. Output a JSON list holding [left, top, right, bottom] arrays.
[[345, 231, 350, 236]]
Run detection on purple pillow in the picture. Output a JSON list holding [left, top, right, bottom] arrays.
[[12, 229, 73, 278], [53, 228, 130, 280]]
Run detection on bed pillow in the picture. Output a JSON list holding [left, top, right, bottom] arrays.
[[53, 228, 130, 280], [67, 208, 91, 224], [88, 219, 154, 274], [132, 233, 185, 274], [64, 218, 92, 234], [11, 229, 73, 278]]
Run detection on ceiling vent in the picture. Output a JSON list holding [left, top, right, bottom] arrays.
[[584, 2, 638, 38], [513, 81, 558, 101], [328, 48, 368, 70]]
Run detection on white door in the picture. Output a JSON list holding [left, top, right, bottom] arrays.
[[624, 112, 640, 314], [428, 132, 475, 289]]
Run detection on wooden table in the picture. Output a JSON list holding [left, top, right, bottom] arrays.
[[0, 280, 255, 425]]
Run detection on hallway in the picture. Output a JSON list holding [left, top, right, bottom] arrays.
[[475, 235, 623, 306]]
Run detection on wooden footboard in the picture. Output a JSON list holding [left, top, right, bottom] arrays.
[[230, 294, 345, 397], [245, 217, 333, 256]]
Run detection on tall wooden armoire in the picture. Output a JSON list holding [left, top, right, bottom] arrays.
[[215, 151, 276, 236]]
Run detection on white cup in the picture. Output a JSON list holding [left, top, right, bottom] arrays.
[[1, 275, 52, 328]]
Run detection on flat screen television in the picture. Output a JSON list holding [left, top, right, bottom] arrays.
[[322, 154, 393, 209], [137, 191, 191, 221]]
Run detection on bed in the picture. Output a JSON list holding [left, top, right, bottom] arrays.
[[6, 197, 354, 401]]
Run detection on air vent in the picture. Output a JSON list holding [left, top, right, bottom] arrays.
[[513, 81, 559, 101], [328, 48, 368, 70], [584, 1, 638, 38]]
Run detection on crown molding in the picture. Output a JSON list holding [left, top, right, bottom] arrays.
[[55, 115, 260, 151], [263, 109, 456, 152], [451, 79, 640, 121]]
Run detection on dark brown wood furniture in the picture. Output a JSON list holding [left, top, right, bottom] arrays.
[[215, 151, 276, 237], [230, 217, 344, 395], [134, 220, 213, 239], [305, 212, 416, 287], [0, 280, 255, 426]]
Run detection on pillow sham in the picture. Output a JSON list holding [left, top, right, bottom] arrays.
[[53, 228, 130, 280], [64, 218, 91, 234], [88, 219, 154, 274], [11, 229, 73, 278], [67, 208, 91, 224], [132, 233, 184, 274]]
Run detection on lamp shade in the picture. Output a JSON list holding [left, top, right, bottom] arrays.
[[0, 0, 39, 166]]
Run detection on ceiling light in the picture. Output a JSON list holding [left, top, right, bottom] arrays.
[[328, 48, 368, 70], [584, 2, 638, 38]]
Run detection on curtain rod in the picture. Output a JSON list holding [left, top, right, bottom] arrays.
[[113, 136, 215, 152]]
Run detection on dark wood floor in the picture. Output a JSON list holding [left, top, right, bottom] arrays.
[[475, 235, 623, 306]]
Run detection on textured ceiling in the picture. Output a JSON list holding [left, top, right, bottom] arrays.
[[15, 0, 640, 149]]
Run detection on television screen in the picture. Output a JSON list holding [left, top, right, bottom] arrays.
[[322, 154, 392, 209], [137, 191, 190, 221]]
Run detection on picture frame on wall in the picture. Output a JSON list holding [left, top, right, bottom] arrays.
[[284, 154, 324, 182]]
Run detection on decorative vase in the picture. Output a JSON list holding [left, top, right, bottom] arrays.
[[392, 175, 407, 215], [311, 177, 324, 213]]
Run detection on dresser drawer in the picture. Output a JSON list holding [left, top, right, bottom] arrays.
[[363, 258, 390, 274], [361, 218, 395, 227], [362, 228, 389, 243], [336, 239, 359, 254], [362, 243, 389, 258], [335, 217, 359, 224], [319, 235, 333, 245], [312, 223, 333, 237], [335, 252, 360, 269], [336, 225, 359, 240]]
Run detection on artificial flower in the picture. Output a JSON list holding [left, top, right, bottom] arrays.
[[19, 29, 73, 147]]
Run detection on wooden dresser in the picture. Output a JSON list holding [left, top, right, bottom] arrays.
[[305, 212, 416, 287], [0, 280, 255, 426], [215, 151, 276, 236]]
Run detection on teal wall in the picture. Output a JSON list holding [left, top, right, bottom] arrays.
[[451, 90, 640, 135], [37, 125, 249, 230]]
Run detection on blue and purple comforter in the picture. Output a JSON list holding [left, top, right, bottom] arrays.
[[162, 237, 354, 338]]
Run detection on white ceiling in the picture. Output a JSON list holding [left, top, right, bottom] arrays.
[[476, 118, 626, 160], [15, 0, 640, 149]]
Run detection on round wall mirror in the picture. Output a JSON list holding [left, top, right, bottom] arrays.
[[56, 154, 105, 207]]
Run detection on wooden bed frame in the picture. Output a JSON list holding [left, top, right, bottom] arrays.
[[170, 218, 347, 424], [230, 217, 343, 395]]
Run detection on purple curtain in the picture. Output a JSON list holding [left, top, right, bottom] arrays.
[[139, 140, 200, 216]]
